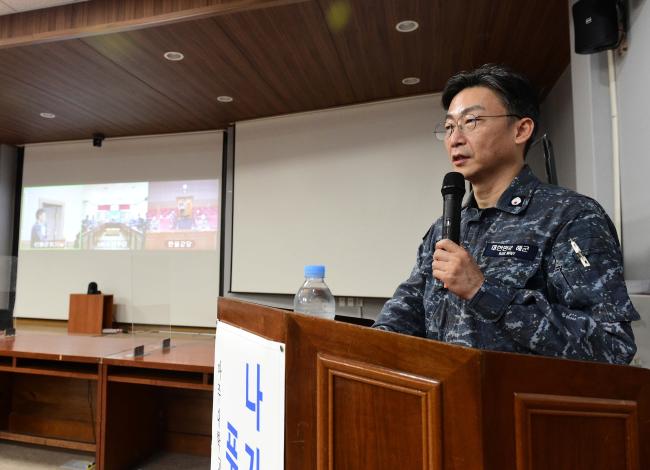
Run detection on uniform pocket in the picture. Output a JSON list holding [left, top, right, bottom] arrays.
[[558, 265, 602, 308], [556, 236, 610, 310]]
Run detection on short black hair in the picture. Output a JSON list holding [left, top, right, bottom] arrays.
[[36, 208, 45, 218], [441, 64, 540, 155]]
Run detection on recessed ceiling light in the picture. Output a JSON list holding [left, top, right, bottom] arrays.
[[164, 51, 184, 61], [40, 112, 56, 119], [217, 96, 234, 103], [395, 20, 419, 33], [401, 77, 420, 86]]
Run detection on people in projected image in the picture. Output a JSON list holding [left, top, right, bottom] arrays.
[[30, 209, 48, 247], [177, 214, 194, 230], [197, 211, 209, 231], [149, 215, 160, 231], [176, 196, 195, 230], [168, 210, 177, 230], [136, 214, 146, 232], [81, 215, 94, 233]]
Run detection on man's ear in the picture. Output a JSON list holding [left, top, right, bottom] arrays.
[[514, 117, 534, 145]]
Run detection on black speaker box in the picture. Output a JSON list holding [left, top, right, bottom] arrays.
[[572, 0, 621, 54], [0, 309, 11, 331]]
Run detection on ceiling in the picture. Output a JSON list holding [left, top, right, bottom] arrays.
[[0, 0, 570, 145], [0, 0, 87, 16]]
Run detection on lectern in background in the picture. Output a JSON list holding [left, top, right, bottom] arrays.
[[217, 297, 650, 470], [67, 293, 113, 334]]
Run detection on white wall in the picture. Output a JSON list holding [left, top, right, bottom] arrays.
[[540, 66, 577, 189], [616, 0, 650, 367], [569, 0, 650, 367], [617, 0, 650, 282], [570, 42, 616, 213]]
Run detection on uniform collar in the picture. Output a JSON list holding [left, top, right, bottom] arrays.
[[464, 165, 540, 215]]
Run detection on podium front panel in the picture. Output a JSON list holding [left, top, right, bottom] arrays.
[[316, 354, 442, 469], [285, 314, 483, 470]]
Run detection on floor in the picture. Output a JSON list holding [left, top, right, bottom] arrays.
[[0, 442, 93, 470], [0, 442, 210, 469]]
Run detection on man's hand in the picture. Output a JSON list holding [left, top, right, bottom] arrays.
[[433, 239, 484, 300]]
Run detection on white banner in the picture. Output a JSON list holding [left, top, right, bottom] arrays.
[[212, 321, 286, 470]]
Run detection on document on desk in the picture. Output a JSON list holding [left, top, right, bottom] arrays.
[[212, 320, 285, 470]]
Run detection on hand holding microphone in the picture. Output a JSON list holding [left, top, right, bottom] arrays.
[[434, 172, 484, 299]]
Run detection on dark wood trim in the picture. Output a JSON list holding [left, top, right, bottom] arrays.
[[107, 375, 213, 391], [514, 392, 640, 470], [0, 364, 98, 380], [98, 363, 108, 470], [0, 0, 310, 49], [0, 430, 96, 452], [218, 296, 287, 342]]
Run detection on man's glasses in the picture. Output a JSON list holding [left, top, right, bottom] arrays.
[[434, 114, 521, 141]]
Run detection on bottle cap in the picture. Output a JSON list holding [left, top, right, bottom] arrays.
[[304, 265, 325, 278]]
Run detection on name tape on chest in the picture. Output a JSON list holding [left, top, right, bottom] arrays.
[[484, 243, 538, 260]]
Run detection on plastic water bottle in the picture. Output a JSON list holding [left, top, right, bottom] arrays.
[[293, 265, 336, 319]]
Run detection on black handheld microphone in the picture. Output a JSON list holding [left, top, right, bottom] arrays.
[[441, 172, 466, 243]]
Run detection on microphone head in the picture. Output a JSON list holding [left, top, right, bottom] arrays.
[[441, 172, 466, 196]]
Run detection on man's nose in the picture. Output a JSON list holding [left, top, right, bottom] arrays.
[[448, 127, 466, 147]]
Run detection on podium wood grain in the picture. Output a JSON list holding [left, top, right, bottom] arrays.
[[68, 294, 113, 335]]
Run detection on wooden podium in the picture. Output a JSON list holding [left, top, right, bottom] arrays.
[[68, 293, 114, 334], [217, 297, 650, 470]]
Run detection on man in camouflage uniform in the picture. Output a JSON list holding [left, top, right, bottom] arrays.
[[373, 64, 639, 364]]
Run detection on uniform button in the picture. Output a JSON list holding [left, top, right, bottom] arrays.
[[511, 197, 522, 206]]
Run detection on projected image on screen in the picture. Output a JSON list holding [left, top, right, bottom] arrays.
[[20, 180, 219, 251], [145, 180, 220, 250]]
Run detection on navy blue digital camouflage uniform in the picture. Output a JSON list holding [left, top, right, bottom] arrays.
[[373, 165, 639, 364]]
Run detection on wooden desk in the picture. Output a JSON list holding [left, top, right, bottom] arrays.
[[101, 338, 214, 470], [0, 332, 214, 470], [0, 333, 134, 455]]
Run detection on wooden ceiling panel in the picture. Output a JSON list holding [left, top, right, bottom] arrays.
[[318, 0, 570, 102], [314, 0, 480, 100], [216, 1, 357, 113], [314, 0, 434, 100], [462, 0, 570, 97], [81, 18, 286, 123], [0, 0, 309, 47], [0, 0, 570, 144], [0, 38, 214, 141], [0, 69, 111, 143]]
